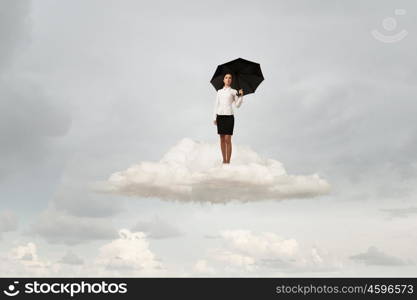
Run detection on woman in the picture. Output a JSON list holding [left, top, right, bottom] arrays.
[[213, 73, 244, 164]]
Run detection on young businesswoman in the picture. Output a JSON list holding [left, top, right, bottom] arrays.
[[213, 73, 244, 164]]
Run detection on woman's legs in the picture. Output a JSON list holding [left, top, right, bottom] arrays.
[[225, 134, 232, 163], [220, 134, 227, 163]]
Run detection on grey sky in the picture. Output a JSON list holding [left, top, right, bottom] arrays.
[[0, 0, 416, 276]]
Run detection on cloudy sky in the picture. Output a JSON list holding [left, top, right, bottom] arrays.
[[1, 0, 416, 276]]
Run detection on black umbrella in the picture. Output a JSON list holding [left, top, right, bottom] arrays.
[[210, 57, 264, 95]]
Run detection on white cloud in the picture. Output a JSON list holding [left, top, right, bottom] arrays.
[[193, 259, 216, 275], [207, 230, 299, 273], [194, 229, 342, 276], [97, 138, 330, 203], [0, 229, 168, 277], [2, 242, 59, 276], [210, 250, 257, 271], [93, 229, 167, 276], [218, 229, 299, 258], [10, 243, 43, 265]]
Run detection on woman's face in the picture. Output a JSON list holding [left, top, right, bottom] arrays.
[[223, 74, 232, 87]]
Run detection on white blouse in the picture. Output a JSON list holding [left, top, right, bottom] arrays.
[[213, 86, 244, 121]]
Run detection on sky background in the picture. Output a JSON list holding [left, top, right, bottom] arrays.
[[1, 0, 417, 276]]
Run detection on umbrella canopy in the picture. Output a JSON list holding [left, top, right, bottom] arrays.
[[210, 57, 264, 95]]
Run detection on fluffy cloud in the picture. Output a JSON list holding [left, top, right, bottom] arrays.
[[193, 259, 216, 275], [94, 229, 166, 276], [1, 242, 58, 276], [0, 229, 167, 276], [97, 138, 330, 203], [193, 229, 342, 276], [206, 230, 299, 273], [10, 243, 45, 265], [209, 250, 257, 272], [349, 246, 414, 266]]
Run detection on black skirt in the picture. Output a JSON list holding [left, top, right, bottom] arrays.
[[216, 114, 234, 135]]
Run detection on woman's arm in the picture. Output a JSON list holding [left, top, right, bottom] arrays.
[[234, 89, 244, 108], [213, 92, 220, 121]]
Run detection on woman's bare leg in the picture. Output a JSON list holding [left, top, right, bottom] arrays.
[[225, 135, 232, 163], [220, 134, 227, 163]]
